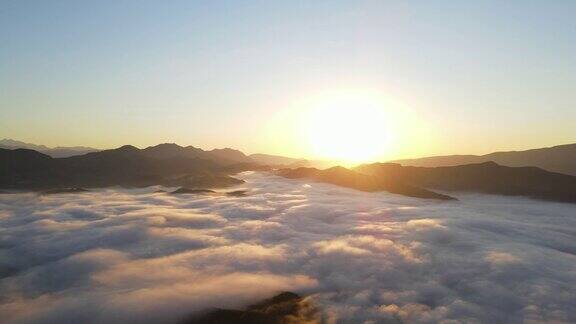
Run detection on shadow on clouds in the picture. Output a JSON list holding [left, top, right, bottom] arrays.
[[0, 172, 575, 323]]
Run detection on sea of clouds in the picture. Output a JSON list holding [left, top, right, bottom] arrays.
[[1, 171, 575, 324]]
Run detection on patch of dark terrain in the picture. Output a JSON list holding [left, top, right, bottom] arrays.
[[226, 190, 248, 197], [277, 166, 456, 201], [355, 161, 576, 203], [171, 188, 217, 194], [0, 144, 262, 190], [171, 188, 249, 197], [41, 188, 89, 195], [183, 292, 319, 324]]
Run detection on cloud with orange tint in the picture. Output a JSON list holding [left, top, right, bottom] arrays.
[[0, 172, 575, 323]]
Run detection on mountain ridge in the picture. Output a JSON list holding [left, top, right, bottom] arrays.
[[277, 166, 456, 201], [391, 143, 576, 176], [0, 139, 256, 164], [355, 161, 576, 203], [0, 139, 99, 158], [0, 144, 261, 190]]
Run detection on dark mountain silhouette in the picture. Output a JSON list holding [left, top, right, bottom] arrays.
[[1, 139, 254, 164], [209, 148, 253, 164], [142, 143, 252, 164], [0, 138, 99, 158], [183, 292, 318, 324], [0, 144, 258, 190], [94, 143, 254, 166], [391, 143, 576, 176], [277, 166, 455, 200], [141, 143, 204, 159], [355, 162, 576, 203]]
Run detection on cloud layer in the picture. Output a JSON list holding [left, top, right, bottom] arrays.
[[1, 172, 575, 323]]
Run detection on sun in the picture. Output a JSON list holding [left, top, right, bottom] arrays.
[[305, 92, 394, 165]]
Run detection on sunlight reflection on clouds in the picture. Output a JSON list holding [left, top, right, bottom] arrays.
[[0, 172, 575, 323]]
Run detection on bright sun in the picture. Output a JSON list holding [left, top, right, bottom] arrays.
[[305, 92, 394, 164]]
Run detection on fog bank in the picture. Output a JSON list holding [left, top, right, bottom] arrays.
[[1, 172, 575, 323]]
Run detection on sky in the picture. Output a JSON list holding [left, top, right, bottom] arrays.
[[1, 0, 575, 161]]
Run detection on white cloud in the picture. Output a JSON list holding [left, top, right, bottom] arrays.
[[0, 171, 575, 323]]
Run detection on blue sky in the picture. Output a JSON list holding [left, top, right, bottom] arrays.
[[1, 0, 575, 159]]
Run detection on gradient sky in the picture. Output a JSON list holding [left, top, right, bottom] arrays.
[[1, 0, 575, 160]]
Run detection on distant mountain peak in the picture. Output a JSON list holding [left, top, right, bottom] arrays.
[[149, 143, 182, 148], [208, 147, 252, 164], [0, 138, 50, 150], [116, 145, 139, 152], [210, 147, 234, 152], [0, 139, 99, 158]]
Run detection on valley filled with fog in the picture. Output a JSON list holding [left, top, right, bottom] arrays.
[[1, 171, 575, 323]]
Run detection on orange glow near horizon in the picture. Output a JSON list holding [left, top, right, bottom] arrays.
[[303, 92, 396, 165], [264, 89, 438, 164]]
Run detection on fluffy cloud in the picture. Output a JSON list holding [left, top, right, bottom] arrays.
[[0, 172, 575, 323]]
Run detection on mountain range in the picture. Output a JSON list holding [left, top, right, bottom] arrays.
[[278, 162, 576, 203], [277, 166, 456, 200], [0, 139, 99, 158], [5, 139, 575, 176], [2, 140, 576, 203], [391, 143, 576, 176], [355, 162, 576, 203], [1, 139, 333, 168], [0, 143, 262, 190]]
